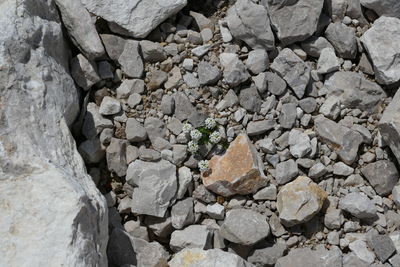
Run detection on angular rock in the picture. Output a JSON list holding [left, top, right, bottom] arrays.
[[277, 176, 327, 227], [367, 233, 396, 263], [171, 198, 195, 230], [333, 162, 354, 176], [170, 225, 212, 252], [361, 16, 400, 85], [206, 203, 225, 220], [107, 228, 138, 267], [71, 54, 101, 90], [81, 0, 187, 38], [106, 138, 128, 177], [324, 208, 344, 229], [100, 34, 126, 62], [216, 89, 239, 111], [325, 22, 357, 59], [82, 102, 114, 139], [126, 160, 177, 217], [339, 192, 377, 220], [99, 96, 121, 115], [360, 0, 400, 19], [226, 0, 275, 50], [78, 138, 105, 164], [275, 159, 299, 185], [319, 96, 341, 120], [271, 48, 310, 99], [140, 40, 167, 63], [220, 209, 270, 245], [119, 40, 143, 79], [248, 243, 287, 267], [253, 184, 277, 200], [280, 103, 297, 129], [198, 61, 221, 86], [239, 87, 262, 113], [202, 133, 266, 197], [275, 247, 342, 267], [301, 36, 335, 58], [246, 120, 275, 136], [220, 52, 250, 87], [136, 242, 169, 267], [361, 160, 399, 196], [125, 118, 147, 142], [147, 70, 168, 90], [265, 72, 287, 96], [177, 167, 192, 199], [349, 240, 375, 264], [246, 49, 269, 75], [164, 66, 182, 89], [317, 47, 340, 74], [288, 129, 311, 158]]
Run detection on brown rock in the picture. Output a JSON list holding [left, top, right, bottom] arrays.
[[201, 133, 266, 197]]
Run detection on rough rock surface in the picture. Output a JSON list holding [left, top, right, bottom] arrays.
[[361, 160, 399, 196], [275, 247, 342, 267], [339, 192, 377, 220], [360, 0, 400, 19]]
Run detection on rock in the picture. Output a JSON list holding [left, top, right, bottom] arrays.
[[265, 72, 287, 96], [360, 0, 400, 19], [361, 160, 399, 196], [367, 233, 396, 263], [193, 185, 216, 203], [127, 93, 141, 108], [139, 147, 162, 162], [170, 225, 212, 252], [239, 87, 262, 113], [280, 103, 297, 129], [160, 95, 175, 115], [98, 60, 113, 80], [339, 192, 377, 220], [275, 247, 342, 267], [206, 203, 225, 220], [125, 118, 147, 142], [119, 40, 144, 78], [349, 240, 375, 264], [324, 208, 344, 229], [100, 34, 126, 61], [248, 243, 286, 267], [55, 0, 105, 59], [126, 160, 177, 217], [99, 96, 121, 115], [0, 1, 107, 265], [78, 138, 105, 164], [319, 96, 341, 120], [71, 54, 101, 90], [325, 22, 357, 59], [267, 0, 324, 45], [106, 138, 128, 177], [246, 49, 269, 75], [220, 209, 270, 245], [177, 166, 192, 199], [288, 129, 311, 158], [136, 242, 169, 267], [169, 248, 255, 267], [171, 198, 195, 230], [342, 252, 369, 267], [333, 162, 354, 176], [107, 228, 138, 266], [164, 66, 182, 89], [253, 184, 277, 200], [247, 120, 275, 136], [117, 79, 145, 99], [198, 61, 221, 86], [361, 16, 400, 85], [202, 134, 266, 197], [144, 117, 167, 149], [298, 97, 317, 114], [358, 53, 375, 75], [317, 48, 340, 74], [190, 11, 213, 31], [226, 0, 275, 50], [308, 162, 327, 179], [277, 176, 327, 227], [147, 70, 168, 90], [140, 40, 167, 63], [82, 103, 114, 139], [220, 52, 250, 87], [257, 138, 276, 154], [271, 48, 310, 99], [145, 215, 174, 238], [191, 44, 212, 57], [81, 0, 187, 38], [275, 159, 299, 185], [301, 36, 335, 58], [172, 92, 196, 122]]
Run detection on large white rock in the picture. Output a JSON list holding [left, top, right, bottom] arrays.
[[361, 0, 400, 19], [81, 0, 187, 38], [0, 0, 108, 266]]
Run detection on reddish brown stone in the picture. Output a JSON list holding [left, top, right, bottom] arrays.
[[201, 133, 266, 197]]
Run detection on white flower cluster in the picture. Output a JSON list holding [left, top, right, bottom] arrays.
[[188, 141, 199, 153], [205, 118, 217, 129], [190, 129, 202, 141], [209, 131, 221, 144], [198, 160, 209, 172], [182, 123, 193, 133]]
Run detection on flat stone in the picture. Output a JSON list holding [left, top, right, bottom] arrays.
[[246, 120, 275, 136], [220, 209, 270, 245], [99, 96, 121, 115], [288, 129, 311, 158], [160, 95, 175, 115], [333, 162, 354, 176], [125, 118, 147, 142], [202, 133, 266, 197], [280, 103, 297, 129], [367, 233, 396, 262], [299, 97, 317, 114], [325, 22, 357, 59], [275, 247, 342, 267], [275, 159, 298, 185], [253, 184, 277, 200], [82, 102, 114, 139], [277, 176, 328, 227], [71, 54, 101, 90], [78, 138, 105, 164], [349, 240, 375, 264], [271, 48, 310, 99], [361, 160, 399, 196], [171, 198, 195, 230], [198, 61, 221, 86], [220, 52, 250, 87], [257, 138, 276, 154], [216, 89, 239, 111], [339, 192, 377, 220], [309, 162, 327, 179], [118, 40, 144, 78], [127, 93, 141, 108], [164, 66, 182, 89], [206, 203, 225, 220], [136, 242, 169, 267], [106, 138, 128, 177], [265, 72, 287, 96], [147, 70, 168, 90], [170, 225, 212, 252]]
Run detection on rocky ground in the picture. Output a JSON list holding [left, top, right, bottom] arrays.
[[3, 0, 400, 266]]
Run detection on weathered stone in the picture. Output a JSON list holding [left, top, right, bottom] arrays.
[[360, 0, 400, 19], [206, 203, 225, 220], [275, 247, 342, 267], [136, 242, 169, 267], [170, 225, 212, 252], [118, 40, 144, 78], [193, 185, 216, 203], [226, 0, 275, 50], [301, 36, 335, 58], [144, 117, 167, 149], [277, 176, 327, 227], [202, 134, 266, 197], [82, 102, 114, 139], [280, 103, 297, 129], [288, 129, 311, 158], [140, 40, 167, 63], [325, 22, 357, 59], [324, 208, 344, 229], [317, 47, 340, 74], [271, 48, 310, 99], [147, 70, 168, 90], [81, 0, 187, 38], [171, 198, 195, 230], [161, 95, 175, 115], [216, 89, 239, 111], [246, 49, 269, 75], [106, 138, 128, 177], [361, 16, 400, 85], [339, 192, 377, 220], [71, 54, 101, 90], [220, 52, 250, 87], [177, 166, 192, 200], [78, 138, 105, 164], [220, 209, 270, 245], [367, 233, 396, 263], [319, 96, 341, 120], [190, 11, 213, 31], [275, 159, 299, 185], [239, 87, 262, 113], [333, 162, 354, 176], [107, 228, 138, 267], [126, 160, 177, 217], [361, 160, 399, 196], [100, 34, 126, 62], [265, 72, 287, 96], [198, 61, 221, 86], [125, 118, 147, 142], [145, 215, 174, 238], [164, 66, 182, 90], [247, 120, 275, 136], [349, 240, 375, 264], [99, 96, 121, 115], [253, 184, 277, 201]]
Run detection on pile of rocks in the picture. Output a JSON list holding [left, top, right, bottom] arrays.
[[4, 0, 400, 266]]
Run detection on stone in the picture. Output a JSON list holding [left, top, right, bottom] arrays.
[[169, 248, 255, 267], [220, 52, 250, 87], [349, 240, 375, 264], [191, 44, 212, 57], [360, 0, 400, 19], [367, 233, 396, 262], [127, 93, 141, 108], [78, 138, 105, 164], [202, 134, 266, 197], [182, 58, 194, 71], [98, 61, 113, 79], [319, 96, 341, 120], [139, 147, 162, 162], [257, 138, 276, 154], [288, 129, 311, 158], [271, 48, 310, 99], [160, 95, 175, 115], [325, 22, 357, 59], [177, 166, 192, 199], [193, 185, 216, 203], [81, 0, 187, 38], [125, 118, 147, 142], [252, 73, 268, 94], [248, 243, 287, 267], [0, 1, 107, 265], [100, 34, 126, 62], [361, 16, 400, 85], [333, 162, 354, 176], [275, 247, 342, 267], [82, 103, 114, 139], [342, 253, 369, 267], [190, 11, 213, 31], [220, 209, 270, 245], [198, 61, 221, 86], [171, 198, 195, 230], [187, 30, 203, 45], [71, 54, 101, 90], [119, 40, 144, 78], [277, 176, 327, 227], [280, 103, 297, 129], [170, 225, 212, 252], [324, 208, 344, 229], [358, 53, 375, 75], [144, 117, 167, 148], [309, 162, 327, 179], [253, 184, 277, 200], [246, 49, 269, 75], [126, 160, 177, 217], [136, 242, 169, 267], [106, 138, 128, 177], [239, 87, 262, 113], [183, 73, 200, 88], [216, 89, 239, 111], [339, 192, 377, 220], [145, 215, 174, 238], [361, 160, 399, 196], [299, 97, 317, 114], [265, 72, 287, 96], [226, 0, 275, 50], [317, 48, 340, 74], [246, 120, 275, 136], [147, 70, 168, 90], [301, 36, 335, 58], [99, 96, 121, 115], [164, 66, 182, 89], [275, 159, 298, 185], [140, 40, 167, 63], [107, 228, 138, 266], [206, 203, 225, 220]]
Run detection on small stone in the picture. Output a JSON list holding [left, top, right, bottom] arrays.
[[301, 36, 334, 58], [239, 87, 262, 113], [265, 72, 286, 96], [339, 192, 377, 220], [349, 240, 375, 264], [119, 40, 144, 78], [170, 225, 212, 252], [257, 138, 276, 154], [280, 103, 297, 129], [247, 120, 275, 136], [98, 61, 114, 79], [324, 208, 344, 229], [71, 54, 101, 90], [361, 160, 399, 196], [319, 96, 341, 120], [198, 61, 221, 86], [317, 47, 340, 74], [298, 97, 317, 114], [106, 138, 128, 177], [99, 96, 121, 115], [171, 198, 195, 230], [246, 49, 269, 74], [147, 70, 168, 90], [140, 40, 167, 63], [206, 203, 225, 220], [127, 93, 141, 108], [309, 162, 327, 179], [253, 184, 277, 200], [125, 118, 147, 142], [193, 185, 216, 203], [275, 247, 342, 267], [333, 162, 354, 176], [164, 66, 182, 89], [182, 58, 194, 71], [325, 22, 357, 59], [327, 231, 340, 245], [78, 138, 105, 164], [288, 129, 311, 158], [216, 90, 239, 111], [367, 233, 396, 262], [220, 52, 250, 87], [160, 95, 175, 115], [248, 243, 287, 267], [275, 159, 298, 185]]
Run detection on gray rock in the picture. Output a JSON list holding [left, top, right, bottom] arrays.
[[136, 242, 169, 267], [140, 40, 167, 63], [71, 54, 101, 90], [125, 118, 147, 142], [82, 102, 114, 139], [220, 209, 270, 246], [317, 48, 340, 74], [288, 129, 311, 158], [106, 138, 128, 177], [247, 120, 275, 136], [144, 117, 167, 148], [99, 96, 121, 115], [253, 184, 277, 200], [171, 198, 195, 230], [198, 61, 221, 86], [177, 167, 192, 200], [333, 162, 354, 176], [248, 243, 287, 267], [191, 44, 212, 57], [361, 16, 400, 85], [98, 61, 114, 79], [126, 160, 177, 217], [206, 203, 225, 220], [190, 11, 213, 31], [309, 162, 327, 179], [164, 66, 182, 90], [324, 208, 344, 229], [389, 254, 400, 266], [275, 247, 342, 267], [226, 0, 275, 50], [170, 225, 212, 252], [265, 72, 287, 96], [100, 34, 126, 62], [160, 95, 175, 115], [252, 72, 268, 94], [127, 93, 141, 108], [139, 148, 162, 161], [301, 36, 335, 58], [117, 79, 145, 99], [275, 159, 298, 185], [246, 49, 269, 75], [183, 73, 200, 88], [78, 138, 105, 164], [216, 89, 239, 111], [280, 103, 297, 129], [325, 22, 357, 59], [81, 0, 187, 38], [343, 252, 370, 267], [271, 48, 310, 99], [269, 213, 286, 237], [339, 192, 377, 220], [361, 160, 399, 196], [349, 240, 375, 264], [319, 96, 341, 120], [257, 138, 276, 154], [118, 40, 144, 78], [144, 215, 173, 238], [147, 70, 168, 90], [298, 97, 317, 114], [107, 228, 138, 267], [193, 185, 216, 203], [239, 87, 262, 113], [367, 233, 396, 263], [220, 52, 250, 87], [360, 0, 400, 19], [173, 144, 187, 165]]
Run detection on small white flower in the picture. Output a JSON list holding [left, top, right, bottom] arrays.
[[209, 131, 222, 144], [182, 123, 193, 133], [190, 129, 202, 141], [205, 118, 217, 129], [188, 141, 199, 153], [198, 160, 209, 172]]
